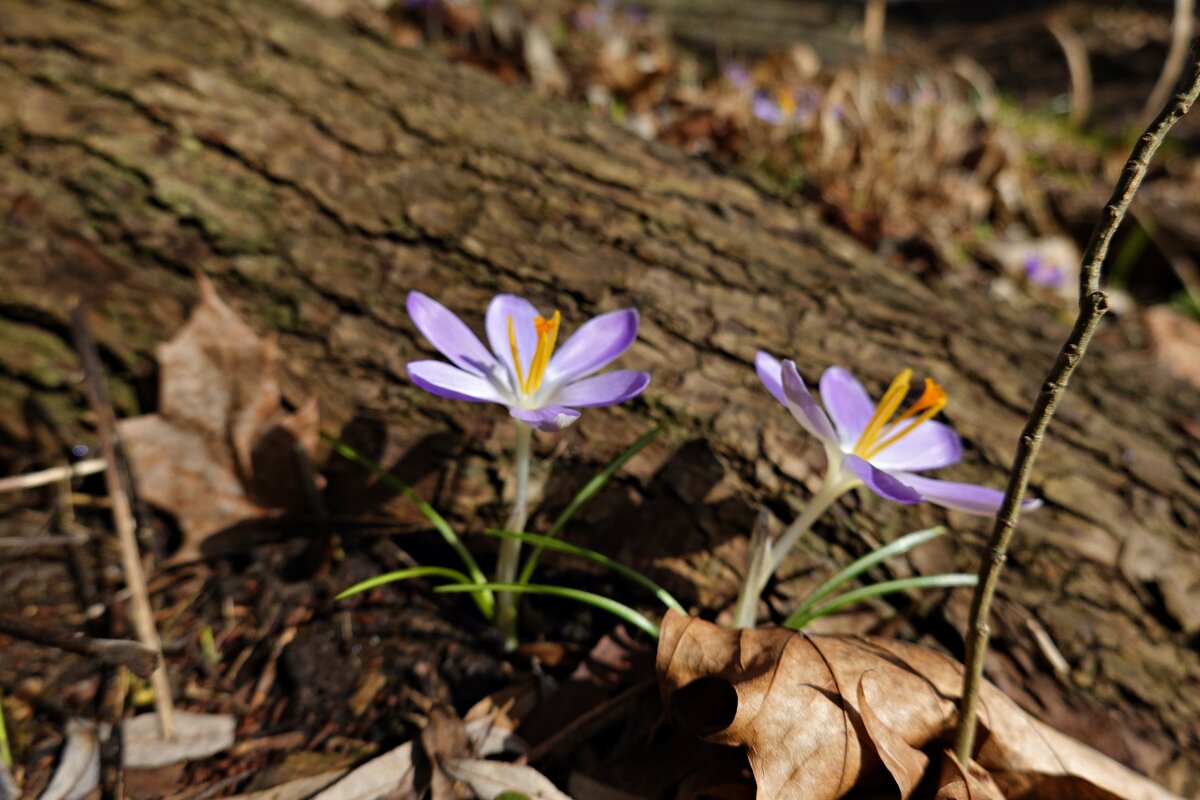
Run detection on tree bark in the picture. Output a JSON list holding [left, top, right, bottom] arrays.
[[0, 0, 1198, 791]]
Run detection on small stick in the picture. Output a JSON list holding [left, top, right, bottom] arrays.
[[70, 303, 176, 740], [953, 40, 1200, 765], [0, 459, 106, 493], [0, 615, 157, 678], [1142, 0, 1195, 128], [1045, 14, 1092, 128]]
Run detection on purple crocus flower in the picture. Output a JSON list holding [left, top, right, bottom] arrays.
[[1022, 253, 1067, 288], [756, 352, 1040, 515], [406, 292, 650, 432]]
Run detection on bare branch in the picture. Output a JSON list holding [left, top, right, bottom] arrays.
[[953, 39, 1200, 765]]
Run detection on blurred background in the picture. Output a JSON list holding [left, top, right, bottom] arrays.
[[301, 0, 1200, 388]]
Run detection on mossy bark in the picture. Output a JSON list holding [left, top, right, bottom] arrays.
[[0, 0, 1198, 791]]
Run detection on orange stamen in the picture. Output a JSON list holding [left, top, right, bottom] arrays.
[[508, 311, 561, 397], [852, 371, 948, 460]]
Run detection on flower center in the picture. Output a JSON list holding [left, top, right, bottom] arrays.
[[508, 311, 561, 397], [851, 369, 947, 460]]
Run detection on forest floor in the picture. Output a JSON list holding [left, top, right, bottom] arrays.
[[1, 1, 1199, 798]]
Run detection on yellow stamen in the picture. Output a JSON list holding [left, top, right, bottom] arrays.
[[508, 317, 526, 391], [778, 88, 796, 119], [852, 371, 948, 460], [852, 369, 912, 457], [863, 379, 947, 459], [508, 311, 561, 397]]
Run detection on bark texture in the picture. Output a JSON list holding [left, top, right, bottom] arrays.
[[0, 0, 1198, 791]]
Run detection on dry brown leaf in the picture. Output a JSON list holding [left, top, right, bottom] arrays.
[[656, 611, 1181, 800], [442, 759, 572, 800], [122, 710, 236, 768], [118, 276, 320, 562], [40, 719, 102, 800], [935, 750, 1007, 800], [311, 742, 415, 800]]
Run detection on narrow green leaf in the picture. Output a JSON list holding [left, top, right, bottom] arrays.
[[786, 526, 946, 626], [435, 582, 661, 639], [785, 573, 977, 630], [323, 435, 494, 618], [518, 426, 660, 584], [336, 566, 475, 601], [487, 529, 685, 613]]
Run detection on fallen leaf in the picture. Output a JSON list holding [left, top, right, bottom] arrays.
[[311, 742, 415, 800], [442, 758, 572, 800], [225, 769, 348, 800], [935, 750, 1007, 800], [118, 276, 321, 562], [40, 719, 102, 800], [656, 611, 1180, 800], [122, 710, 235, 769], [421, 705, 472, 800]]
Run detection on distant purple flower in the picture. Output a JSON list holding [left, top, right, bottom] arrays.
[[722, 61, 751, 91], [1022, 254, 1067, 288], [885, 83, 906, 107], [756, 352, 1041, 515], [406, 292, 650, 432]]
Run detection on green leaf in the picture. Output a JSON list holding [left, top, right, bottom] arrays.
[[336, 566, 475, 601], [784, 573, 977, 631], [435, 582, 661, 639], [323, 435, 493, 618], [487, 529, 685, 613], [785, 526, 946, 626], [518, 426, 660, 584]]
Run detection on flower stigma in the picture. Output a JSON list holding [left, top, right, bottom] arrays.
[[507, 311, 561, 398], [851, 369, 948, 460]]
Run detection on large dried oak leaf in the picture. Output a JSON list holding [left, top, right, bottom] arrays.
[[118, 277, 320, 562], [656, 611, 1179, 800]]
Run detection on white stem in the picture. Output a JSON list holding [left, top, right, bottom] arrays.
[[731, 464, 856, 628], [496, 421, 532, 651]]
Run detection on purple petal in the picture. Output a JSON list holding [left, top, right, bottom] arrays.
[[554, 370, 649, 408], [820, 367, 876, 447], [781, 360, 837, 444], [407, 292, 498, 377], [510, 405, 581, 432], [845, 455, 923, 505], [755, 351, 787, 405], [546, 308, 639, 383], [407, 360, 503, 403], [869, 420, 963, 472], [485, 294, 541, 382], [893, 473, 1042, 516]]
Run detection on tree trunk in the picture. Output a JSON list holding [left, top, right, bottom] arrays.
[[0, 0, 1198, 791]]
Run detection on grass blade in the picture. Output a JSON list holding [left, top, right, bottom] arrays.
[[785, 526, 946, 626], [785, 573, 977, 630], [323, 435, 493, 618], [518, 426, 660, 584], [336, 566, 475, 601], [435, 582, 661, 639], [488, 529, 684, 613]]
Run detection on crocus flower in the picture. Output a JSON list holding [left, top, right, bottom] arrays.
[[406, 292, 650, 432], [1022, 253, 1068, 288], [756, 352, 1040, 515]]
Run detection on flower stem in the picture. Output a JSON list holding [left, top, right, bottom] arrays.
[[731, 470, 853, 628], [495, 421, 533, 650]]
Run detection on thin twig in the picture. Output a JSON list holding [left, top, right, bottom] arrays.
[[953, 40, 1200, 765], [0, 459, 106, 493], [1142, 0, 1195, 128], [71, 303, 177, 740], [1045, 14, 1092, 128], [0, 615, 157, 678]]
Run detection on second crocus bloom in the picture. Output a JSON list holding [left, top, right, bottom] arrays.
[[755, 351, 1040, 515]]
